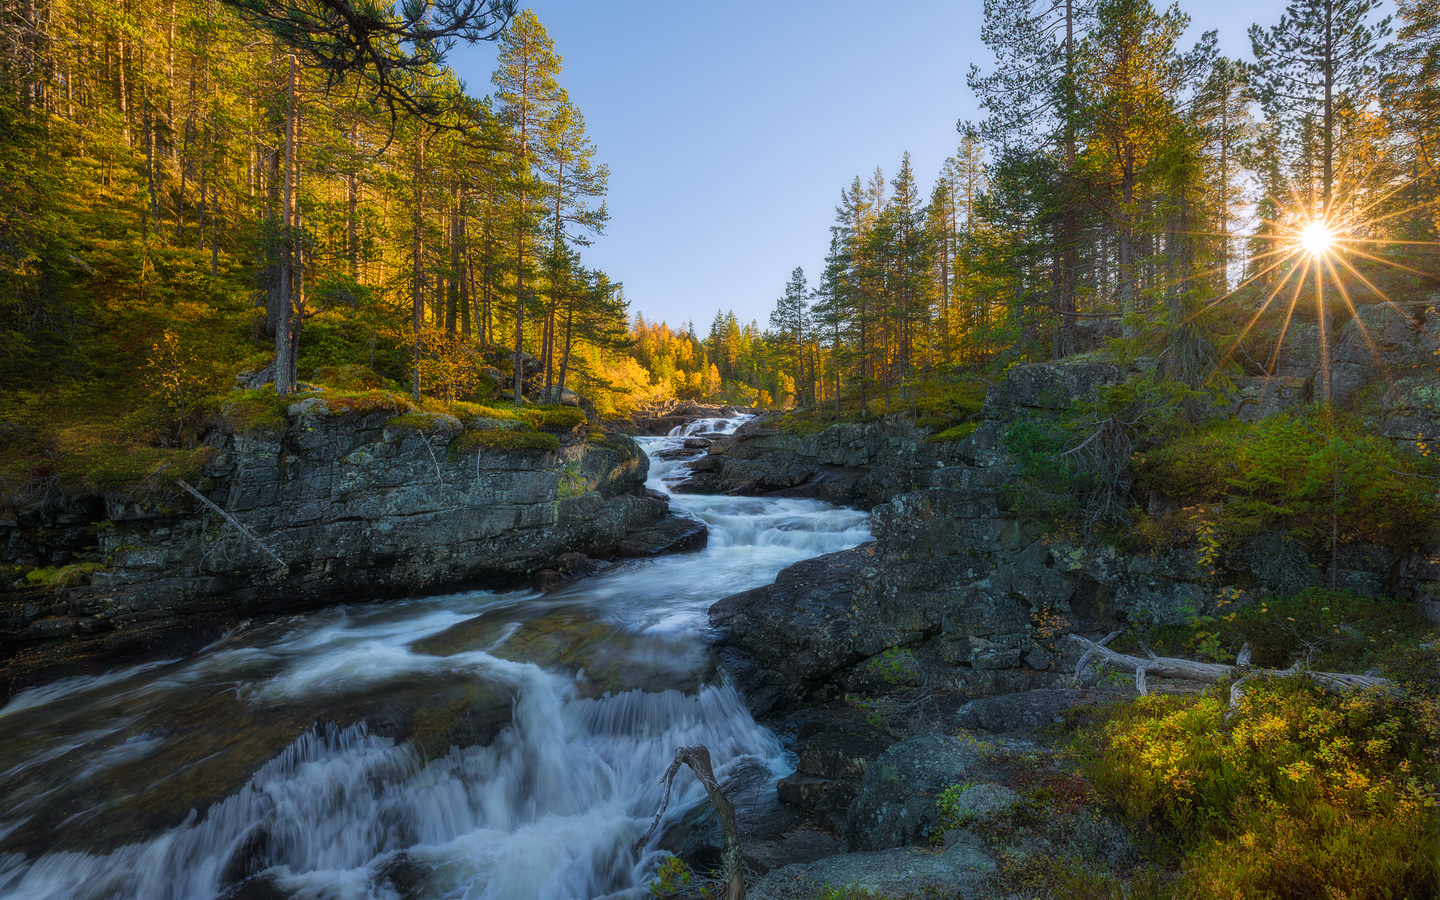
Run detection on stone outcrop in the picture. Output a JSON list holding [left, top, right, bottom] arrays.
[[0, 401, 689, 695]]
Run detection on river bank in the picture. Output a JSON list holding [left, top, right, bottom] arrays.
[[0, 395, 712, 698]]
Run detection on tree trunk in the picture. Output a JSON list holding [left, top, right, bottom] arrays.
[[411, 134, 426, 399], [348, 124, 359, 278], [634, 745, 746, 900], [274, 54, 300, 396]]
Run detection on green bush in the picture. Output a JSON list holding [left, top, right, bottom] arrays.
[[1139, 588, 1440, 683], [1080, 678, 1439, 900], [1003, 374, 1193, 528]]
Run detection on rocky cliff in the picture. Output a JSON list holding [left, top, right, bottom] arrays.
[[0, 398, 695, 695]]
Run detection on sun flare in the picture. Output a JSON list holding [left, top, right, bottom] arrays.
[[1298, 219, 1337, 258]]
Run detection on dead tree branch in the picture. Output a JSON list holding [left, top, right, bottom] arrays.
[[634, 744, 745, 900], [1068, 633, 1391, 706], [176, 480, 286, 569]]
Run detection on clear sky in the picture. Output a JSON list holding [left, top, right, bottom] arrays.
[[447, 0, 1336, 332]]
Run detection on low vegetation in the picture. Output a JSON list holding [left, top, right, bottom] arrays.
[[1078, 677, 1438, 900]]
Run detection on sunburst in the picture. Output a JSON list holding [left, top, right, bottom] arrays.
[[1172, 161, 1440, 413]]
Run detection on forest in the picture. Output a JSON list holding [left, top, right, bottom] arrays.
[[0, 0, 1437, 452]]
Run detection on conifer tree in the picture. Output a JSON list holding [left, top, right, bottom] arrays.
[[1249, 0, 1391, 214], [769, 266, 809, 405], [492, 8, 563, 401]]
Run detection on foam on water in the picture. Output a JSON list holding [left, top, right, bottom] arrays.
[[0, 414, 871, 900]]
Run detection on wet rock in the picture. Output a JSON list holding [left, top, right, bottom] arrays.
[[776, 773, 830, 810], [675, 417, 970, 508], [418, 606, 715, 698], [0, 408, 668, 695], [614, 515, 708, 557], [27, 617, 76, 640], [709, 546, 874, 716]]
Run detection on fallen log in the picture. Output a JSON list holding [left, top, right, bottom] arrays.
[[634, 744, 745, 900], [1067, 633, 1391, 705]]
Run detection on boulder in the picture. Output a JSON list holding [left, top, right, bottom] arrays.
[[613, 515, 708, 557], [843, 733, 983, 851], [948, 689, 1085, 733]]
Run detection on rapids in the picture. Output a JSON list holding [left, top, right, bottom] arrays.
[[0, 416, 871, 900]]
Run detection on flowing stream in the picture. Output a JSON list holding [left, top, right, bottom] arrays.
[[0, 417, 870, 900]]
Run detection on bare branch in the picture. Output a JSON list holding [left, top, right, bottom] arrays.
[[634, 745, 746, 900]]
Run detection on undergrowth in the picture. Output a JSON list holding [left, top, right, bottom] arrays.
[[1134, 411, 1440, 556], [1077, 677, 1439, 900]]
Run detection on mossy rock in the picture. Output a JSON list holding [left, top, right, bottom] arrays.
[[221, 387, 292, 434], [447, 429, 559, 456], [383, 411, 463, 435], [522, 405, 588, 432], [311, 365, 398, 393]]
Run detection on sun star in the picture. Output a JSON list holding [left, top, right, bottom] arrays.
[[1298, 220, 1337, 258]]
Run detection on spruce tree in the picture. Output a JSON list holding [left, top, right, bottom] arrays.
[[769, 266, 809, 406]]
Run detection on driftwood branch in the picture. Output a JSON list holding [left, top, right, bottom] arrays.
[[176, 480, 286, 569], [1067, 633, 1391, 706], [634, 744, 745, 900]]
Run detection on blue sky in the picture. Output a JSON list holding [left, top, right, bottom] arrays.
[[448, 0, 1333, 331]]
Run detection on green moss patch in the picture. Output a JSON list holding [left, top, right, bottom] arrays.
[[448, 429, 559, 455], [311, 364, 396, 392], [929, 421, 979, 443], [219, 388, 291, 434], [522, 405, 588, 431]]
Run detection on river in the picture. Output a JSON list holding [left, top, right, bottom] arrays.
[[0, 417, 871, 900]]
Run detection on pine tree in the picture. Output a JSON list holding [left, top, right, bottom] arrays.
[[1249, 0, 1391, 215], [769, 266, 809, 405], [492, 9, 563, 401]]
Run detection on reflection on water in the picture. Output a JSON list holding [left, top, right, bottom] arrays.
[[0, 417, 871, 900]]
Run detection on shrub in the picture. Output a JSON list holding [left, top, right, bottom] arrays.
[[1004, 374, 1193, 529], [1080, 678, 1439, 900], [1135, 412, 1440, 556]]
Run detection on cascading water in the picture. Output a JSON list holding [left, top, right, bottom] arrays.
[[0, 416, 871, 900]]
